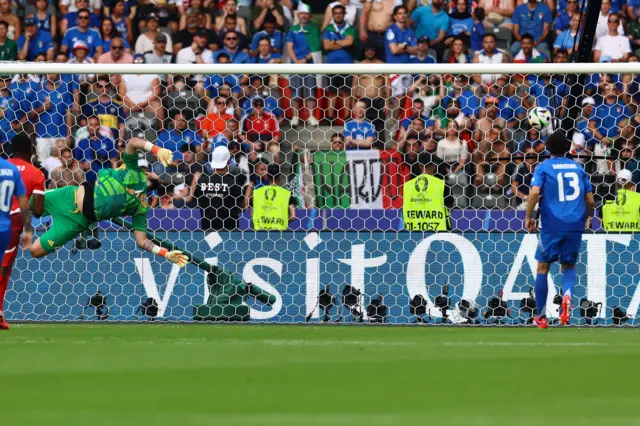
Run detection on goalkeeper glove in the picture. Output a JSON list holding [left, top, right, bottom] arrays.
[[156, 148, 173, 167], [166, 250, 189, 267]]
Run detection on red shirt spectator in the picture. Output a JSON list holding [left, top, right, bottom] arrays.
[[243, 97, 281, 143], [198, 99, 233, 140]]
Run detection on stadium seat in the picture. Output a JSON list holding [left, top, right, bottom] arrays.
[[494, 27, 512, 51]]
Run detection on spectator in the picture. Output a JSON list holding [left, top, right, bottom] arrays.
[[0, 21, 16, 61], [17, 17, 54, 61], [82, 75, 126, 142], [143, 32, 172, 65], [217, 14, 250, 52], [469, 7, 485, 52], [214, 30, 250, 63], [436, 121, 468, 175], [410, 36, 436, 63], [0, 0, 20, 40], [593, 14, 630, 63], [555, 0, 579, 35], [446, 0, 473, 48], [590, 82, 632, 144], [97, 37, 133, 63], [193, 146, 247, 231], [49, 147, 85, 188], [100, 17, 131, 54], [511, 0, 551, 55], [174, 11, 214, 56], [137, 0, 177, 35], [344, 101, 376, 150], [475, 96, 507, 141], [627, 9, 640, 53], [446, 36, 469, 63], [68, 41, 96, 87], [597, 0, 623, 40], [359, 0, 398, 61], [254, 36, 282, 64], [518, 128, 545, 154], [198, 96, 234, 141], [156, 112, 203, 164], [244, 159, 271, 197], [286, 8, 319, 128], [203, 53, 246, 98], [136, 13, 173, 55], [410, 0, 448, 61], [119, 54, 165, 130], [176, 28, 214, 64], [61, 0, 100, 35], [33, 73, 74, 163], [252, 0, 286, 32], [61, 0, 100, 14], [171, 143, 204, 208], [513, 33, 548, 63], [251, 16, 284, 57], [331, 132, 346, 150], [554, 13, 581, 55], [228, 140, 250, 178], [323, 0, 358, 29], [32, 0, 57, 40], [353, 47, 389, 142], [474, 126, 510, 188], [472, 33, 508, 85], [243, 96, 281, 153], [386, 6, 417, 119], [61, 8, 103, 58], [511, 142, 538, 209], [214, 0, 248, 35], [179, 0, 212, 30], [111, 0, 133, 46], [397, 116, 429, 147], [0, 76, 14, 149], [73, 115, 117, 182], [242, 77, 281, 118], [476, 0, 514, 29]]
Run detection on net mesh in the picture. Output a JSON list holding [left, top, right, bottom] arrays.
[[2, 68, 638, 326]]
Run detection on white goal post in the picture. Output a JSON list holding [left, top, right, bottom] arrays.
[[3, 62, 639, 326]]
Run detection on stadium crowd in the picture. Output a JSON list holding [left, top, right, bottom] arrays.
[[0, 0, 640, 221]]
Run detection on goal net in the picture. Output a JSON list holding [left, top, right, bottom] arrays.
[[3, 62, 639, 326]]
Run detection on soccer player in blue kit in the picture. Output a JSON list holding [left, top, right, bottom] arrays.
[[525, 131, 594, 329]]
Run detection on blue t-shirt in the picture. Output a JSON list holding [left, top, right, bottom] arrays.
[[555, 12, 570, 33], [0, 94, 15, 143], [155, 129, 203, 160], [73, 136, 116, 181], [62, 27, 103, 58], [251, 30, 285, 53], [286, 27, 312, 60], [470, 21, 484, 51], [213, 48, 250, 64], [9, 80, 38, 122], [241, 96, 282, 118], [409, 53, 436, 64], [34, 13, 54, 33], [448, 16, 473, 37], [255, 52, 282, 64], [532, 157, 593, 232], [495, 96, 524, 123], [344, 119, 375, 148], [34, 84, 73, 139], [553, 30, 579, 51], [0, 159, 25, 231], [528, 79, 568, 113], [590, 101, 632, 138], [443, 88, 479, 116], [82, 98, 126, 129], [322, 23, 355, 64], [17, 29, 54, 61], [411, 5, 450, 40], [113, 16, 129, 43], [385, 23, 417, 64], [512, 3, 552, 40], [204, 74, 243, 97], [64, 11, 101, 29], [60, 73, 80, 94]]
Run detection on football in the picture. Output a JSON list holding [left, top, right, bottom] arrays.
[[528, 107, 552, 131]]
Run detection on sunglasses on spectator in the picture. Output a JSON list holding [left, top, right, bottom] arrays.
[[225, 37, 238, 40], [609, 19, 619, 23], [216, 101, 225, 105], [111, 45, 123, 49], [78, 15, 90, 19]]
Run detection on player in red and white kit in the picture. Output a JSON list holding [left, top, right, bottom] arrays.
[[0, 135, 45, 330]]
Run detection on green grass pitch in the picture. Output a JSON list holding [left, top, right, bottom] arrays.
[[2, 325, 640, 426]]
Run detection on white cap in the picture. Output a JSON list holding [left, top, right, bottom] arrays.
[[572, 131, 585, 148], [297, 2, 311, 13], [210, 146, 231, 169], [582, 97, 596, 106], [617, 169, 633, 184]]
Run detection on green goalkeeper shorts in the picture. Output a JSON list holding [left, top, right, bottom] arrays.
[[37, 186, 92, 254]]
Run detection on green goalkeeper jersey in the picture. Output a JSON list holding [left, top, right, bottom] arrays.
[[93, 152, 149, 232]]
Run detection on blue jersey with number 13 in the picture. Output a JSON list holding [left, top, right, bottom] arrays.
[[0, 158, 26, 232], [531, 157, 593, 232]]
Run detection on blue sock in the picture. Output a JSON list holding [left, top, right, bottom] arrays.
[[563, 267, 577, 299], [535, 273, 548, 318]]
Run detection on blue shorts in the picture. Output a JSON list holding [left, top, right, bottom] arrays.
[[0, 225, 11, 266], [535, 231, 582, 265]]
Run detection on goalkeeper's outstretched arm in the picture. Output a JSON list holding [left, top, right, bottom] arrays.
[[134, 230, 189, 267], [127, 137, 173, 166]]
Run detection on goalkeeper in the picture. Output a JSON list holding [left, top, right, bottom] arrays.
[[29, 138, 189, 267]]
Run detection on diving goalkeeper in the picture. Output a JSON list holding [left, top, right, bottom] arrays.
[[29, 138, 189, 267]]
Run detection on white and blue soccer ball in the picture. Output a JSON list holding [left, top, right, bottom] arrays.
[[528, 107, 552, 131]]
